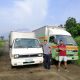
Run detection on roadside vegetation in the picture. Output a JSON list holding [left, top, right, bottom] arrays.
[[0, 40, 5, 48], [0, 40, 5, 57]]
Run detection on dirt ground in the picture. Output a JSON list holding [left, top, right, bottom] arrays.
[[0, 41, 80, 80]]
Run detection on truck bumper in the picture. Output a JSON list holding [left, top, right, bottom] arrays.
[[55, 56, 79, 61], [11, 57, 43, 66]]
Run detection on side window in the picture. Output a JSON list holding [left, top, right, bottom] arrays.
[[49, 36, 55, 43]]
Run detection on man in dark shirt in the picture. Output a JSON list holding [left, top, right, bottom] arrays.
[[43, 40, 51, 69], [58, 40, 68, 72]]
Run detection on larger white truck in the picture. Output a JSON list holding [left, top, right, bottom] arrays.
[[33, 26, 78, 61], [9, 32, 43, 68]]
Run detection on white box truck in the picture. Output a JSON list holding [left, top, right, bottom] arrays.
[[9, 32, 43, 68], [33, 26, 78, 61]]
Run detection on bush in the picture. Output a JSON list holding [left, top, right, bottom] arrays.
[[75, 36, 80, 46]]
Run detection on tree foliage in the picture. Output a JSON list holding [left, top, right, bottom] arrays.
[[65, 17, 80, 37]]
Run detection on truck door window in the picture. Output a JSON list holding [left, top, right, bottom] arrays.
[[49, 36, 55, 43]]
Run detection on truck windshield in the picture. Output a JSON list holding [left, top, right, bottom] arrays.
[[55, 35, 77, 46], [14, 38, 40, 48]]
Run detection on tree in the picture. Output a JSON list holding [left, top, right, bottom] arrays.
[[77, 23, 80, 35], [65, 17, 78, 37]]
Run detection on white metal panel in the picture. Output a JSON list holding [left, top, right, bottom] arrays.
[[48, 28, 71, 36], [9, 32, 36, 46], [33, 26, 47, 36], [12, 48, 43, 55], [33, 26, 71, 37]]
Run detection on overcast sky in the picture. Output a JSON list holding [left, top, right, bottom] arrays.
[[0, 0, 80, 37]]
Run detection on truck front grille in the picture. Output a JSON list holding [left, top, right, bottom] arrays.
[[67, 54, 74, 56], [19, 54, 38, 58]]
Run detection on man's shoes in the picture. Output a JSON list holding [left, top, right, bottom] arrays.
[[65, 69, 69, 72]]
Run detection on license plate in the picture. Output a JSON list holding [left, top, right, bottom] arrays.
[[25, 59, 33, 62]]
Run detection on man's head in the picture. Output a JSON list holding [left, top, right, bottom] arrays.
[[44, 40, 47, 44], [59, 40, 64, 45]]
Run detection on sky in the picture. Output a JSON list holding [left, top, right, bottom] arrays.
[[0, 0, 80, 38]]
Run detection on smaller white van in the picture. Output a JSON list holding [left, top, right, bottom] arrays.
[[9, 32, 43, 67]]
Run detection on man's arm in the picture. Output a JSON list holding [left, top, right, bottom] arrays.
[[59, 47, 66, 51]]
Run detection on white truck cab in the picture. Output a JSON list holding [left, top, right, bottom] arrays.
[[9, 32, 43, 67]]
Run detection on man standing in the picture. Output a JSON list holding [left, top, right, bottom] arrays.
[[43, 40, 51, 69], [58, 40, 68, 72]]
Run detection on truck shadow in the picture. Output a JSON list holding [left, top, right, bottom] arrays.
[[12, 64, 43, 69]]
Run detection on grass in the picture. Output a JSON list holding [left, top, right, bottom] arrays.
[[0, 40, 5, 57], [0, 40, 5, 48]]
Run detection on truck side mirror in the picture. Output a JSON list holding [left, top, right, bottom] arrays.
[[9, 45, 12, 48], [53, 39, 57, 44], [39, 43, 43, 47]]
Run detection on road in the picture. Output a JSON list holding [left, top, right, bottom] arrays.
[[0, 41, 80, 80]]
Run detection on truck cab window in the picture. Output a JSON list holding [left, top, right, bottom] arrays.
[[49, 36, 55, 43], [14, 38, 40, 48]]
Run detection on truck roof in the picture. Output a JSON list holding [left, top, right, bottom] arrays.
[[10, 31, 36, 38], [33, 25, 71, 36], [33, 25, 65, 31]]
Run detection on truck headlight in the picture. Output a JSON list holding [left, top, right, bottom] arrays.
[[74, 53, 78, 56], [14, 54, 19, 58], [38, 53, 43, 57]]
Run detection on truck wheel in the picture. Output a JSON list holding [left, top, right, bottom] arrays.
[[70, 61, 76, 64], [11, 65, 15, 69]]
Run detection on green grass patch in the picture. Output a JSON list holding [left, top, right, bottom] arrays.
[[0, 40, 5, 57], [0, 40, 5, 48]]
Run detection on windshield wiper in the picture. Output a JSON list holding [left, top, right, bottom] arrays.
[[66, 43, 73, 45]]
